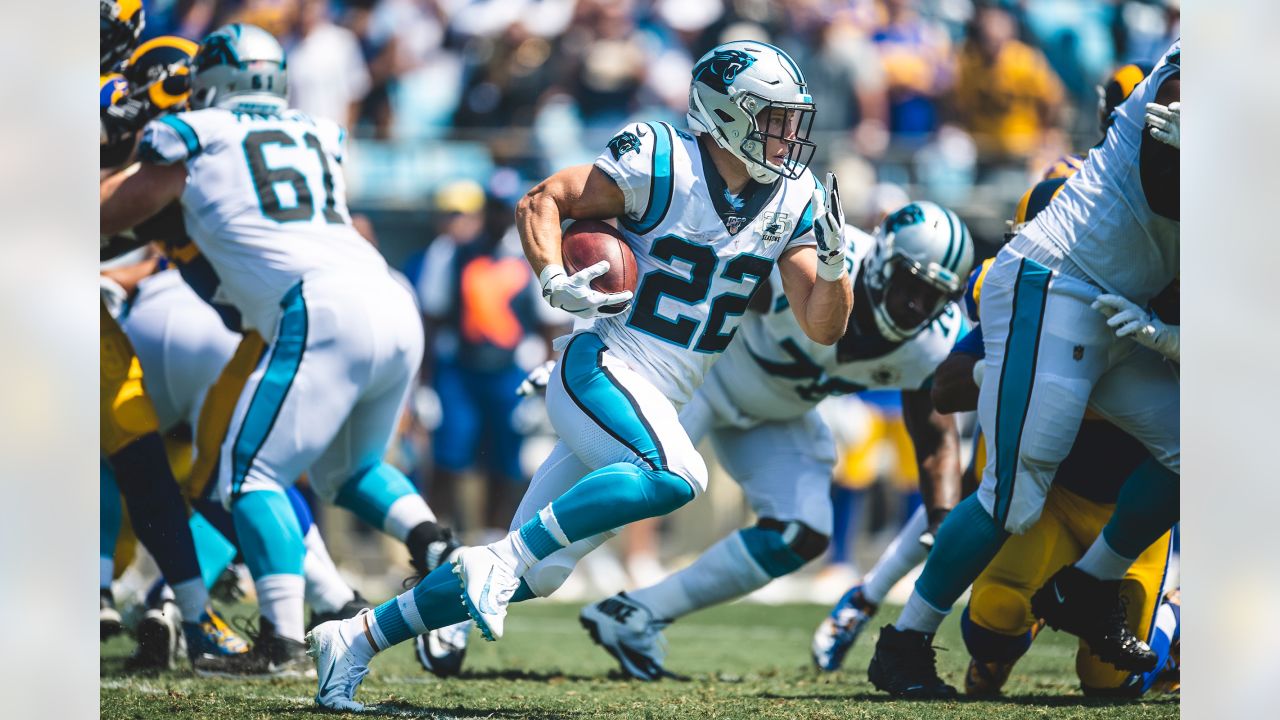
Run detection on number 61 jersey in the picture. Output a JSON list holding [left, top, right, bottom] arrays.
[[589, 121, 820, 406], [138, 108, 389, 334]]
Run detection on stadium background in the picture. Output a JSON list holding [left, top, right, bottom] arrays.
[[108, 0, 1183, 609]]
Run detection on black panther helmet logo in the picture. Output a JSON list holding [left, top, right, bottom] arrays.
[[693, 49, 757, 94]]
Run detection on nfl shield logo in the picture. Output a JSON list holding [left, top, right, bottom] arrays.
[[725, 215, 749, 235], [758, 211, 792, 248]]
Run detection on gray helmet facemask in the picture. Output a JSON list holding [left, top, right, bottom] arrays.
[[189, 23, 288, 115]]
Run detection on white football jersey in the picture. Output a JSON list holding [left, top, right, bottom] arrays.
[[138, 108, 389, 334], [699, 231, 964, 427], [588, 121, 819, 405], [1013, 39, 1180, 304]]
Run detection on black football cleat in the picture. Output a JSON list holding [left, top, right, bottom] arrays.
[[867, 625, 958, 699], [308, 591, 372, 631], [1031, 564, 1157, 673], [101, 589, 124, 642], [195, 617, 313, 678]]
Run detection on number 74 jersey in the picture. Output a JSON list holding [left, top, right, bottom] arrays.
[[589, 121, 819, 406], [139, 108, 388, 334]]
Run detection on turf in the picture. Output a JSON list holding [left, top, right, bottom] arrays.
[[101, 602, 1179, 719]]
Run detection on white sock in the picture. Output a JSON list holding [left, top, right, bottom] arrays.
[[493, 506, 568, 577], [171, 577, 209, 622], [303, 526, 356, 613], [862, 505, 929, 605], [100, 556, 114, 591], [894, 591, 949, 634], [629, 531, 771, 620], [255, 574, 307, 642], [1075, 535, 1136, 581], [339, 611, 378, 664], [383, 494, 436, 542]]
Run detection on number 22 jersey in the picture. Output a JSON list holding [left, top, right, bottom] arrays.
[[139, 108, 389, 334], [590, 121, 820, 406]]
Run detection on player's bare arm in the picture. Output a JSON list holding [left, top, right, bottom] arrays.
[[777, 245, 852, 345], [515, 164, 626, 278], [100, 162, 187, 236], [901, 387, 962, 543], [931, 352, 980, 414]]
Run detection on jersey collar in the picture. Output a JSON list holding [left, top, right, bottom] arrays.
[[697, 137, 783, 236]]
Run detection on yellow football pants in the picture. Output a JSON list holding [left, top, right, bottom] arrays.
[[969, 484, 1172, 689], [101, 302, 160, 456]]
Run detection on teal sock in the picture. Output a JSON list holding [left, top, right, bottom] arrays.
[[232, 490, 305, 578], [334, 462, 427, 538], [370, 564, 537, 647], [189, 511, 239, 589], [914, 494, 1010, 610], [549, 462, 694, 542], [1102, 458, 1179, 559]]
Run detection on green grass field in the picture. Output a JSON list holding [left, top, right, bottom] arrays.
[[101, 602, 1179, 719]]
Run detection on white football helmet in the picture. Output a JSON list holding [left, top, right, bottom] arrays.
[[189, 24, 288, 114], [686, 40, 816, 184], [863, 201, 974, 342]]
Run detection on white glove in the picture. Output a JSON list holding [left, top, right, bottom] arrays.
[[1145, 101, 1180, 150], [812, 172, 849, 282], [517, 360, 556, 397], [538, 262, 633, 319], [1092, 293, 1180, 362]]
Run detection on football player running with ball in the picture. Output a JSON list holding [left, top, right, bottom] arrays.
[[578, 203, 972, 680], [303, 41, 852, 710], [866, 40, 1180, 698]]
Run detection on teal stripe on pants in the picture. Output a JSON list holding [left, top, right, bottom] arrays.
[[231, 282, 308, 495], [992, 259, 1051, 527], [560, 333, 667, 471]]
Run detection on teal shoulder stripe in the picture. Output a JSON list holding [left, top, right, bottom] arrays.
[[940, 208, 958, 270], [788, 174, 822, 243], [622, 122, 675, 235], [159, 115, 201, 157]]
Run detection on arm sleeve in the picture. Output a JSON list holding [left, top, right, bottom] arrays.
[[137, 114, 203, 165], [592, 121, 674, 229]]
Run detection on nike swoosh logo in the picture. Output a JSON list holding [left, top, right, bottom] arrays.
[[318, 646, 339, 693], [477, 567, 498, 615], [636, 127, 648, 137], [1054, 583, 1066, 604]]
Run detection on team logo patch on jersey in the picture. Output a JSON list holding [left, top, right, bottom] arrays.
[[693, 49, 756, 93], [607, 130, 642, 160], [758, 211, 793, 248]]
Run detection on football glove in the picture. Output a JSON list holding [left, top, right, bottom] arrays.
[[1092, 293, 1180, 363], [517, 360, 556, 397], [1145, 102, 1180, 150], [538, 262, 633, 319], [811, 172, 849, 282]]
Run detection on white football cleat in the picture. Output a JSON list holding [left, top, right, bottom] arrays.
[[580, 593, 675, 681], [454, 546, 520, 641], [305, 613, 372, 712]]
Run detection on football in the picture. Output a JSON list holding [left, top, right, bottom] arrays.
[[561, 219, 637, 314]]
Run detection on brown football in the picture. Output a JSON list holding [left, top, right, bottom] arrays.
[[561, 219, 637, 314]]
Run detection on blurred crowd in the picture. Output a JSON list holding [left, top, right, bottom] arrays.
[[128, 0, 1180, 599], [142, 0, 1179, 225]]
